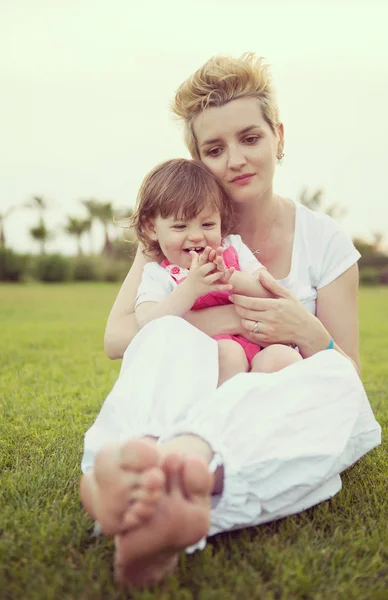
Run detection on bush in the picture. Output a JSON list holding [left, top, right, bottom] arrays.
[[0, 248, 28, 282], [72, 257, 100, 281], [359, 267, 380, 286], [101, 260, 130, 282], [34, 254, 72, 283], [379, 268, 388, 285]]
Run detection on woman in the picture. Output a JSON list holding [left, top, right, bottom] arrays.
[[80, 53, 381, 587]]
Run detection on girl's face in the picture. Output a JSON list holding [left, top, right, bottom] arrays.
[[193, 97, 283, 205], [149, 206, 222, 268]]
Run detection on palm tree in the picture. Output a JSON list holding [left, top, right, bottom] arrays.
[[81, 198, 100, 254], [25, 195, 48, 215], [299, 188, 347, 220], [64, 217, 91, 256], [25, 195, 53, 253], [30, 218, 52, 254], [0, 206, 17, 248]]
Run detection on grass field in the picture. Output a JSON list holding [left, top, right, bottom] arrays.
[[0, 284, 387, 600]]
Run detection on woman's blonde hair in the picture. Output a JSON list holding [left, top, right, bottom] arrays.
[[131, 158, 236, 255], [171, 53, 280, 159]]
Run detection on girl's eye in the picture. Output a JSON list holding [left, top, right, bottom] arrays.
[[203, 222, 215, 228], [173, 224, 186, 230], [244, 135, 260, 145], [207, 147, 223, 157]]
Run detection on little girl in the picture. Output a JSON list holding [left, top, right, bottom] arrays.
[[132, 158, 301, 384]]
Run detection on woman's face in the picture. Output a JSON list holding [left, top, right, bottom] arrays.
[[193, 97, 283, 205]]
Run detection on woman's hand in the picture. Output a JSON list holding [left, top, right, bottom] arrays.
[[230, 269, 323, 349]]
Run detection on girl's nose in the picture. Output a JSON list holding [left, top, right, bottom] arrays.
[[187, 229, 204, 242]]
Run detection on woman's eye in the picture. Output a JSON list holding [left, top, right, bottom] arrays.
[[207, 147, 222, 157], [244, 135, 260, 144]]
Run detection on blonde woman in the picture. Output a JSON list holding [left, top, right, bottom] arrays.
[[80, 54, 381, 587]]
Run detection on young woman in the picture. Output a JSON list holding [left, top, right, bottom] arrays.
[[80, 53, 381, 587]]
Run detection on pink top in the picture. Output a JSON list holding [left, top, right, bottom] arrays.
[[160, 244, 241, 310]]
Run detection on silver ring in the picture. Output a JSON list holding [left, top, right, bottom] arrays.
[[253, 321, 261, 334]]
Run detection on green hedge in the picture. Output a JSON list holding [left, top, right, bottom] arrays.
[[0, 248, 29, 282]]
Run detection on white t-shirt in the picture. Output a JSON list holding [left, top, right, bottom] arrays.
[[136, 202, 361, 315], [135, 234, 263, 308], [277, 201, 360, 314]]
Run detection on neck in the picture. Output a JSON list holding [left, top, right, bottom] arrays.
[[236, 188, 278, 243]]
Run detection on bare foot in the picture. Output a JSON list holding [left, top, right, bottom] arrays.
[[92, 438, 165, 535], [114, 452, 213, 587]]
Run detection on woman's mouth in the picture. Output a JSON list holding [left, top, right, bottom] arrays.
[[230, 173, 255, 185]]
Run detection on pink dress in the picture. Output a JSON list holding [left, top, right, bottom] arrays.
[[161, 244, 261, 366]]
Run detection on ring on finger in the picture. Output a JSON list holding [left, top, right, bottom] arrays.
[[253, 321, 261, 334]]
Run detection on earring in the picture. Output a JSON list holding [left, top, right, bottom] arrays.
[[277, 152, 285, 160]]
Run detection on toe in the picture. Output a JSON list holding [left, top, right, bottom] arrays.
[[119, 439, 161, 471], [182, 457, 213, 501], [162, 453, 183, 495]]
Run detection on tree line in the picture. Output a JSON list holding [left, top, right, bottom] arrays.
[[0, 196, 133, 256]]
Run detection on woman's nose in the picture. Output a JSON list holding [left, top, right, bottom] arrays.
[[227, 147, 247, 170]]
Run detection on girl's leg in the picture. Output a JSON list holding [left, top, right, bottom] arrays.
[[250, 344, 302, 373], [81, 316, 218, 538], [217, 339, 249, 386]]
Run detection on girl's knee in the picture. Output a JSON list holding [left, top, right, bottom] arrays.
[[251, 344, 302, 373], [217, 340, 248, 369]]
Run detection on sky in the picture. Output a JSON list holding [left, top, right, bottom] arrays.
[[1, 0, 387, 255]]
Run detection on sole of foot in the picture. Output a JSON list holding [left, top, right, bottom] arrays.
[[93, 438, 165, 536], [114, 452, 213, 588]]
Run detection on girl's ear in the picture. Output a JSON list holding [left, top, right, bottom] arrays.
[[142, 219, 157, 241]]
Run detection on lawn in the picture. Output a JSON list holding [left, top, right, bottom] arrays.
[[0, 284, 387, 600]]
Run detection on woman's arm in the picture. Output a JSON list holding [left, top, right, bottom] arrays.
[[186, 304, 242, 336], [104, 246, 149, 359], [310, 264, 360, 370], [230, 266, 361, 374]]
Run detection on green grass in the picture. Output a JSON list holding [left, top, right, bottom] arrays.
[[0, 283, 387, 600]]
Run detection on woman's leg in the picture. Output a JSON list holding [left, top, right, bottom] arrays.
[[157, 349, 381, 539], [217, 339, 249, 386], [250, 344, 302, 373]]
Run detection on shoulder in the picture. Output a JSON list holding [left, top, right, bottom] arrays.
[[295, 201, 344, 241], [142, 261, 171, 281], [293, 201, 360, 288], [222, 234, 244, 249]]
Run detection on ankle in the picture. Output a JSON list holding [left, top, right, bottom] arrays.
[[159, 434, 214, 464]]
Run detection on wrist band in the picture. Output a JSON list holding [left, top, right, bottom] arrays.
[[326, 337, 334, 350]]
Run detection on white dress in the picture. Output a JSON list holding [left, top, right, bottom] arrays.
[[82, 202, 381, 550]]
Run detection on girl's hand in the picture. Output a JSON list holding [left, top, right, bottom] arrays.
[[184, 246, 233, 300], [230, 269, 313, 347], [213, 246, 235, 284]]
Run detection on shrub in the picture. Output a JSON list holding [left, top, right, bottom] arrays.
[[34, 254, 72, 283], [72, 257, 100, 281], [101, 260, 130, 283], [0, 248, 28, 282], [379, 268, 388, 285], [359, 267, 380, 286]]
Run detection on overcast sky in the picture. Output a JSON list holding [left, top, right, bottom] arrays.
[[1, 0, 387, 255]]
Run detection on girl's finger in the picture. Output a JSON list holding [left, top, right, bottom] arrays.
[[208, 248, 216, 262], [189, 251, 199, 269], [211, 284, 233, 292], [200, 262, 217, 276], [204, 271, 224, 284]]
